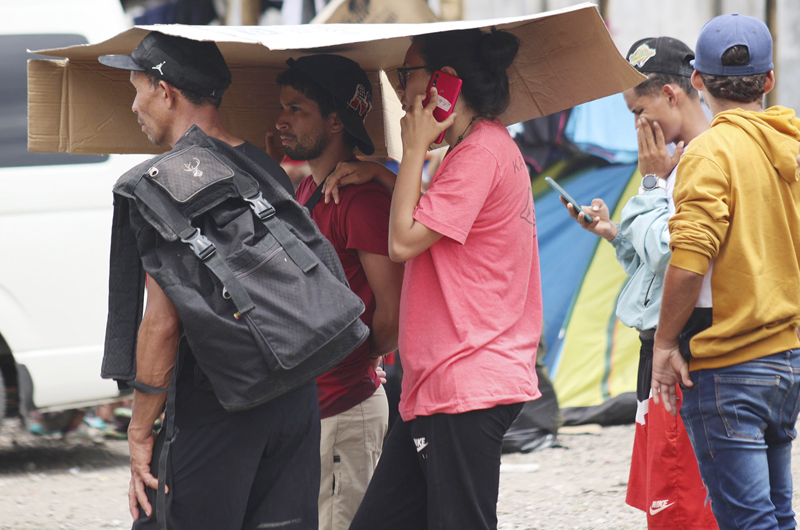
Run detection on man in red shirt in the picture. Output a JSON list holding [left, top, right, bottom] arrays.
[[275, 55, 404, 530]]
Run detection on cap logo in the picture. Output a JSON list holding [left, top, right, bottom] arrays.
[[152, 61, 166, 76], [629, 44, 657, 68], [183, 158, 204, 178], [348, 84, 372, 118]]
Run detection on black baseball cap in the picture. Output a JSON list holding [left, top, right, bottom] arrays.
[[98, 32, 231, 98], [626, 37, 695, 78], [284, 55, 375, 156]]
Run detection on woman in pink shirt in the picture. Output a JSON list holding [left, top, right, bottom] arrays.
[[350, 28, 543, 530]]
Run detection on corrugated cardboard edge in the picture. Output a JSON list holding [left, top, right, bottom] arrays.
[[28, 4, 646, 156], [379, 70, 405, 161], [27, 59, 67, 154]]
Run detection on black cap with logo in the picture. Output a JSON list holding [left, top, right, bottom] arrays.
[[98, 32, 231, 98], [284, 55, 375, 156], [626, 37, 695, 78]]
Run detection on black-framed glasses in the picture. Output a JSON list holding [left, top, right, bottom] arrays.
[[397, 66, 427, 89]]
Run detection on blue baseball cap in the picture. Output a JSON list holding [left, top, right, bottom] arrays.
[[691, 13, 773, 76]]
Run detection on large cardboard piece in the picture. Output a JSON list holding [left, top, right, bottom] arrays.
[[28, 3, 645, 159], [311, 0, 438, 24]]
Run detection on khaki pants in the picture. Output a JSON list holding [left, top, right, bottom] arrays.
[[318, 385, 389, 530]]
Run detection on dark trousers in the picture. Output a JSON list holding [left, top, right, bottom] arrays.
[[349, 403, 523, 530], [132, 374, 320, 530]]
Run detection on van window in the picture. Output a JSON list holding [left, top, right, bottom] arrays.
[[0, 34, 109, 168]]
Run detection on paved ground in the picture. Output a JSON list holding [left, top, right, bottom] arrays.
[[0, 418, 798, 529]]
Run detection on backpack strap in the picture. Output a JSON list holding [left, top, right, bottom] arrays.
[[133, 177, 256, 319], [231, 173, 318, 273], [302, 177, 327, 213]]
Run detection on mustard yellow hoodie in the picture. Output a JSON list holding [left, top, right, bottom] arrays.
[[670, 105, 800, 370]]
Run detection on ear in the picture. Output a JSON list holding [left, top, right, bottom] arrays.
[[441, 66, 458, 78], [328, 112, 345, 135], [662, 84, 678, 107], [763, 70, 775, 95], [690, 70, 704, 92], [160, 80, 178, 109]]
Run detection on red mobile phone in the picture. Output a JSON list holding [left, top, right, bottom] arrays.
[[421, 70, 462, 145]]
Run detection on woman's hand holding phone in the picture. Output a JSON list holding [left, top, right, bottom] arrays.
[[400, 86, 457, 154]]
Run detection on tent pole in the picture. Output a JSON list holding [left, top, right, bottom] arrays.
[[765, 0, 777, 107], [242, 0, 260, 25], [596, 0, 608, 20], [226, 0, 260, 25]]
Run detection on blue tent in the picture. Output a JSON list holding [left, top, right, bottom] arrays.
[[532, 94, 644, 425]]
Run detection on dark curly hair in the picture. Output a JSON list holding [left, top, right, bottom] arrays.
[[699, 46, 768, 104]]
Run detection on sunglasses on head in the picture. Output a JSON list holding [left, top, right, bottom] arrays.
[[397, 66, 427, 89]]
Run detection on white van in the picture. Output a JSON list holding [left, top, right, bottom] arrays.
[[0, 0, 148, 424]]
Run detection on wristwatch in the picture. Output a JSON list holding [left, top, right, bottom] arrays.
[[640, 174, 667, 193]]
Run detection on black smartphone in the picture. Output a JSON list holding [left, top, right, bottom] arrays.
[[545, 177, 593, 223]]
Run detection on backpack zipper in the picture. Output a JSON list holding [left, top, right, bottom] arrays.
[[222, 246, 283, 300]]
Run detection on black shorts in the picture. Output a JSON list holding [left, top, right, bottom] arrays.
[[133, 352, 321, 530], [349, 402, 523, 530], [637, 330, 655, 403]]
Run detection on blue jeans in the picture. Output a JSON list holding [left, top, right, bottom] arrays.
[[680, 349, 800, 530]]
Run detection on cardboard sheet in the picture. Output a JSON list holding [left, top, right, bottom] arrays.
[[28, 3, 645, 159]]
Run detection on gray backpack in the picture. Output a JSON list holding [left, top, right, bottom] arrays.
[[102, 125, 369, 411]]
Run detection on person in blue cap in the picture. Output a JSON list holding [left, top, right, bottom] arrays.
[[651, 14, 800, 530]]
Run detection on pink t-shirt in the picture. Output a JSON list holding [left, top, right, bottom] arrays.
[[398, 119, 543, 421]]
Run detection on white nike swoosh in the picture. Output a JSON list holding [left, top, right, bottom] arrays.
[[649, 502, 675, 515], [416, 442, 428, 452]]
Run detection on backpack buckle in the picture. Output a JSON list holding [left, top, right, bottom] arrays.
[[244, 193, 276, 221], [181, 228, 216, 261]]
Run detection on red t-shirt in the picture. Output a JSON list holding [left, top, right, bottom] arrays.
[[399, 119, 543, 421], [296, 176, 389, 419]]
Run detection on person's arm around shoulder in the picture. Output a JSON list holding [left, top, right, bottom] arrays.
[[128, 278, 182, 521], [359, 250, 404, 358], [323, 161, 398, 205], [340, 185, 405, 366]]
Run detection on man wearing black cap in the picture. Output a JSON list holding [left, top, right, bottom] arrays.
[[561, 36, 714, 529], [651, 14, 800, 529], [99, 32, 319, 530], [275, 55, 403, 530]]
